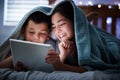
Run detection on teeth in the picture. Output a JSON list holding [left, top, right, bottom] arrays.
[[60, 35, 64, 38], [59, 34, 65, 38]]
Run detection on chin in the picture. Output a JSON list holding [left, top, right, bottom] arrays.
[[58, 36, 71, 41], [58, 38, 64, 42]]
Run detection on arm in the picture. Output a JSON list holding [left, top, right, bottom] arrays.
[[54, 62, 87, 73], [45, 49, 87, 73], [0, 56, 13, 68], [0, 56, 27, 71], [46, 40, 87, 73]]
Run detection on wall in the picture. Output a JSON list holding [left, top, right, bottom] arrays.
[[0, 0, 14, 45], [0, 0, 4, 28]]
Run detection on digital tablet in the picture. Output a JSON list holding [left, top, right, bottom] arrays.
[[10, 39, 54, 72]]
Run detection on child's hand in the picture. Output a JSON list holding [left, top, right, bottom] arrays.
[[45, 49, 60, 64], [14, 61, 27, 72], [58, 40, 73, 62], [45, 49, 63, 70]]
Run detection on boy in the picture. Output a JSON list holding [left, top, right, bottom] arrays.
[[0, 11, 56, 71]]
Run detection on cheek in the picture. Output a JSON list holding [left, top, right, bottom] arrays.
[[53, 31, 59, 37], [69, 29, 74, 36], [25, 35, 32, 41], [39, 37, 48, 43], [66, 29, 74, 38], [41, 37, 47, 40], [25, 33, 32, 41]]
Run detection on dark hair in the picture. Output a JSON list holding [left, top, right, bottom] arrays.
[[23, 11, 51, 31], [51, 1, 74, 23]]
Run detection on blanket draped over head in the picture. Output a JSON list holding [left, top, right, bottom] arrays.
[[0, 0, 120, 72]]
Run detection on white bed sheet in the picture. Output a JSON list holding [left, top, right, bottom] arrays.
[[0, 68, 120, 80]]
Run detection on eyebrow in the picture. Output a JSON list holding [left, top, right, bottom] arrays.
[[28, 28, 34, 30], [52, 18, 67, 25], [57, 18, 67, 23]]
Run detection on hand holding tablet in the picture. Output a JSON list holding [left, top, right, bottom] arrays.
[[10, 39, 54, 72]]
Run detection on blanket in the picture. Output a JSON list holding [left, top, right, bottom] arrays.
[[69, 0, 120, 71]]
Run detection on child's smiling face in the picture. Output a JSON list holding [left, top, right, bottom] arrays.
[[51, 12, 74, 41]]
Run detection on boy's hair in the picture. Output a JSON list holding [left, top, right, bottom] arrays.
[[23, 11, 51, 31]]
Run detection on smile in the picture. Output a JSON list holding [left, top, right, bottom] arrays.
[[59, 33, 66, 39]]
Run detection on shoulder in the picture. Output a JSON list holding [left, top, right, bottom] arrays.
[[46, 37, 56, 45], [46, 37, 57, 50]]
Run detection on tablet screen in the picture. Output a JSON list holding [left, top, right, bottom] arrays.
[[10, 39, 54, 72]]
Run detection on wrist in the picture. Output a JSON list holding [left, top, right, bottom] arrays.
[[53, 62, 65, 70], [59, 54, 67, 63]]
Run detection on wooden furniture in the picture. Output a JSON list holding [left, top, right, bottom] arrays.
[[48, 0, 56, 5], [79, 5, 120, 36]]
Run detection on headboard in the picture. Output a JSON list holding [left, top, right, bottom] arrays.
[[79, 5, 120, 36]]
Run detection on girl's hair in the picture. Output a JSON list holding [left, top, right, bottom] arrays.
[[51, 1, 74, 23], [23, 11, 51, 31]]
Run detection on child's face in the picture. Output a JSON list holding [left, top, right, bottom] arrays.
[[24, 20, 49, 43], [51, 12, 74, 41]]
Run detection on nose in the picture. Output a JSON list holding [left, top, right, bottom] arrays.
[[55, 26, 61, 33], [34, 34, 39, 40]]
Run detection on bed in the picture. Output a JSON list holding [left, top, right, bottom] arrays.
[[0, 68, 120, 80]]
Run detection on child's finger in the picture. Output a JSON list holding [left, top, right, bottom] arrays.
[[14, 61, 27, 71]]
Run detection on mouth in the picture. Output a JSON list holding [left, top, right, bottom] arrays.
[[58, 33, 66, 40]]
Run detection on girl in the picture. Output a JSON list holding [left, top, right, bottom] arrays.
[[46, 0, 120, 73]]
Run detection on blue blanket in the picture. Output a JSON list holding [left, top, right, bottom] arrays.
[[71, 1, 120, 71]]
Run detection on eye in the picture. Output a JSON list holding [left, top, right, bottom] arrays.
[[59, 22, 66, 27], [39, 32, 48, 37], [40, 33, 47, 36], [29, 31, 35, 34]]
